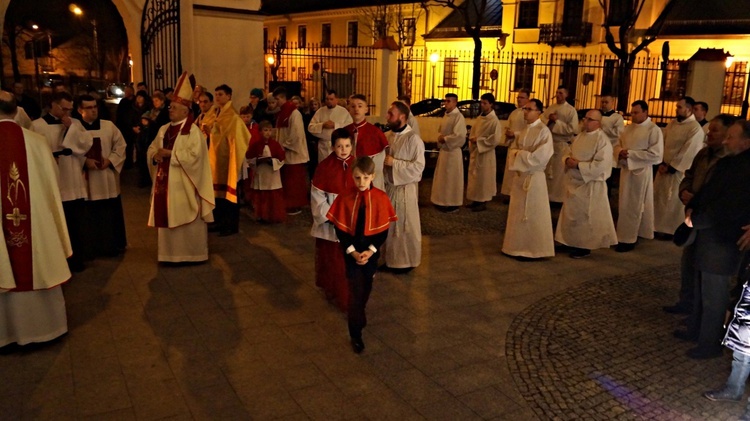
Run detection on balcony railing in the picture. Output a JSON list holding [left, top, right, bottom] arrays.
[[538, 22, 593, 47]]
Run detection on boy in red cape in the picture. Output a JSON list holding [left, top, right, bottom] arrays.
[[326, 156, 397, 353]]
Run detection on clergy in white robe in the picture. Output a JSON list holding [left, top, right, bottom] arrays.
[[502, 99, 555, 259], [600, 95, 624, 147], [308, 91, 353, 162], [63, 94, 127, 257], [31, 92, 87, 272], [613, 101, 663, 248], [0, 92, 72, 347], [431, 94, 467, 209], [653, 100, 704, 235], [543, 88, 579, 203], [147, 88, 215, 263], [13, 106, 32, 129], [407, 112, 421, 137], [554, 111, 617, 256], [466, 93, 500, 207], [383, 102, 425, 271], [275, 88, 310, 212], [500, 89, 530, 197]]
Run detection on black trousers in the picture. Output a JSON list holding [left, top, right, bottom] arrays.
[[214, 197, 240, 233], [345, 256, 378, 340], [83, 196, 127, 258], [62, 199, 86, 266]]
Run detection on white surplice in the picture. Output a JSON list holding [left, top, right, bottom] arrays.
[[613, 117, 664, 243], [63, 118, 126, 200], [466, 111, 500, 202], [407, 112, 421, 137], [500, 108, 526, 196], [543, 102, 579, 202], [502, 119, 555, 258], [307, 105, 352, 162], [31, 116, 87, 202], [555, 129, 617, 250], [384, 125, 425, 269], [430, 108, 467, 206]]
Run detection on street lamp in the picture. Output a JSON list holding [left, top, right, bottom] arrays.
[[429, 52, 439, 99], [69, 4, 100, 80]]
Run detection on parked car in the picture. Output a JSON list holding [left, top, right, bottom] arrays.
[[414, 99, 517, 120]]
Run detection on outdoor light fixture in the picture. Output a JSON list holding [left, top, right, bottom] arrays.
[[267, 56, 275, 66], [429, 53, 439, 99], [69, 4, 82, 15], [31, 24, 39, 30], [725, 54, 735, 69], [496, 33, 510, 51]]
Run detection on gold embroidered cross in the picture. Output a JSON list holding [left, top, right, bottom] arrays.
[[5, 207, 27, 227]]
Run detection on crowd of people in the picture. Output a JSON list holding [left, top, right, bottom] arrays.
[[3, 75, 750, 409]]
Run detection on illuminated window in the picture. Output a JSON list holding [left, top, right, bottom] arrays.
[[517, 0, 539, 29], [660, 60, 688, 100], [322, 23, 331, 48], [514, 59, 534, 91], [348, 21, 358, 47], [443, 57, 458, 87], [724, 61, 747, 105], [298, 25, 307, 48]]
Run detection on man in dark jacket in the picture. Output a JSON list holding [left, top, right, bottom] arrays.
[[685, 120, 750, 359]]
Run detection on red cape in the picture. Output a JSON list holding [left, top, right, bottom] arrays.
[[345, 121, 389, 157], [312, 153, 355, 194], [276, 101, 297, 128], [246, 136, 285, 161], [326, 187, 397, 236]]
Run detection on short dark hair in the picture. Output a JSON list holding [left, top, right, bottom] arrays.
[[325, 89, 337, 97], [529, 98, 544, 113], [695, 101, 709, 112], [272, 86, 287, 99], [480, 93, 495, 104], [331, 128, 352, 146], [711, 113, 737, 128], [682, 96, 696, 107], [215, 84, 232, 96], [350, 94, 367, 103], [78, 94, 96, 106], [397, 95, 411, 105], [600, 92, 614, 98], [446, 93, 458, 100], [51, 91, 73, 104], [735, 120, 750, 140], [163, 87, 174, 94], [353, 156, 375, 175], [0, 93, 17, 115], [259, 120, 273, 130], [391, 101, 410, 116], [137, 82, 148, 88], [200, 92, 213, 102], [239, 105, 253, 115], [518, 88, 531, 97], [631, 100, 649, 112]]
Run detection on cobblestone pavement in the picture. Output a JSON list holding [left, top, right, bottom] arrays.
[[1, 170, 735, 420], [507, 265, 743, 421]]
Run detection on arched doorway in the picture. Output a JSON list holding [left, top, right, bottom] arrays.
[[140, 0, 181, 91], [1, 0, 130, 91]]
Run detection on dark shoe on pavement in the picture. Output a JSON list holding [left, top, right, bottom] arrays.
[[687, 346, 723, 359], [654, 232, 674, 241], [615, 242, 636, 253], [663, 304, 692, 314], [351, 337, 365, 354], [435, 205, 459, 213], [471, 202, 487, 212], [218, 229, 238, 237], [391, 267, 414, 275], [673, 329, 698, 342], [465, 201, 480, 208], [569, 248, 591, 259], [703, 388, 742, 402]]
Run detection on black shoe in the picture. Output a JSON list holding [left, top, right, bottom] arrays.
[[654, 232, 674, 241], [615, 242, 635, 253], [686, 346, 723, 359], [663, 304, 692, 315], [351, 337, 365, 354], [703, 388, 742, 402], [465, 201, 480, 208], [569, 248, 591, 259], [436, 205, 459, 213], [673, 329, 698, 342], [391, 267, 414, 275], [471, 203, 487, 212], [218, 229, 238, 237]]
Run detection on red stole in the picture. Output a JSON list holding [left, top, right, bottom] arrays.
[[0, 121, 33, 291], [276, 102, 297, 128], [326, 187, 397, 236], [346, 121, 389, 157], [312, 154, 355, 195], [153, 120, 192, 228]]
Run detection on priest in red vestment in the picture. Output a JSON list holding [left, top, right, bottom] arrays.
[[326, 156, 397, 354], [344, 94, 389, 191], [0, 91, 72, 348], [311, 129, 356, 312], [147, 72, 215, 263]]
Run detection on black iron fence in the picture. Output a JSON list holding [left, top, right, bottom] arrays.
[[398, 49, 750, 123], [265, 41, 376, 112]]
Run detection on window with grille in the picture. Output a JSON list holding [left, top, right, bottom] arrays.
[[322, 24, 332, 48], [660, 60, 688, 100], [348, 22, 358, 47], [278, 67, 287, 81], [298, 25, 307, 48], [298, 67, 307, 81], [723, 62, 747, 105], [404, 18, 416, 46], [514, 59, 534, 91], [480, 60, 490, 89], [279, 26, 287, 48], [602, 59, 618, 96], [517, 0, 539, 29], [443, 57, 458, 87]]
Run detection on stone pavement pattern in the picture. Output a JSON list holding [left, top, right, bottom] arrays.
[[0, 172, 738, 420]]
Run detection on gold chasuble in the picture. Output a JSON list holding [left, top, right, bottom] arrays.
[[208, 101, 251, 203]]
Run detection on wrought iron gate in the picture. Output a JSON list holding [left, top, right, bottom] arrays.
[[141, 0, 181, 90]]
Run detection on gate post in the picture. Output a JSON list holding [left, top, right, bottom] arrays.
[[372, 37, 399, 120], [686, 48, 731, 120]]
